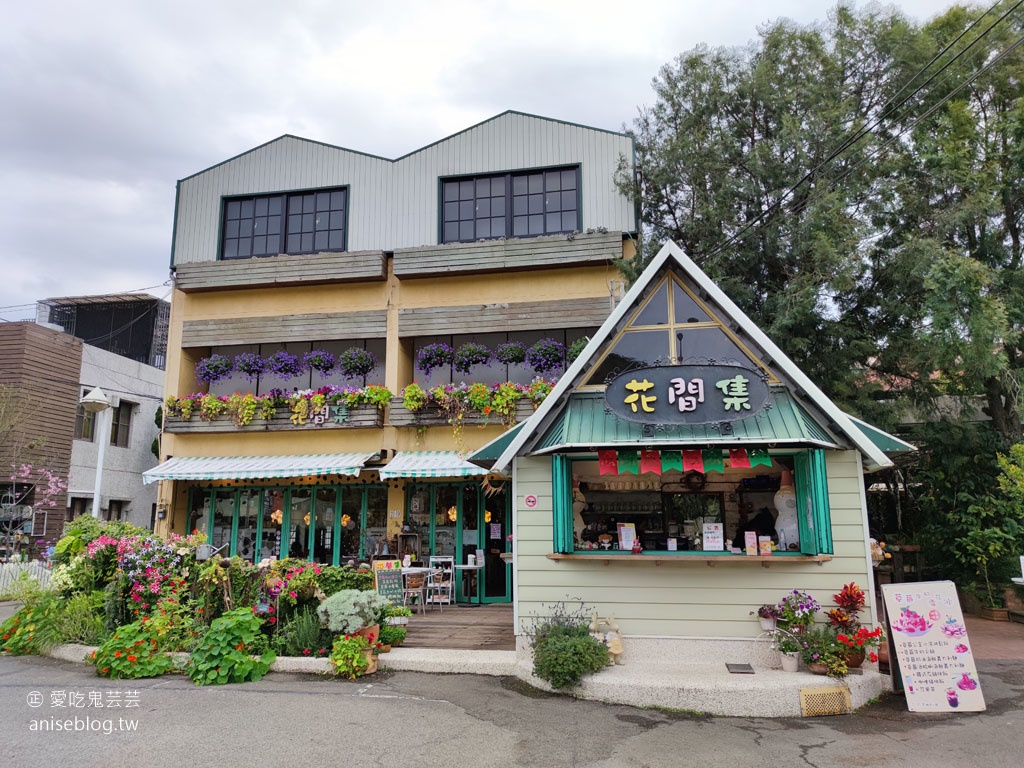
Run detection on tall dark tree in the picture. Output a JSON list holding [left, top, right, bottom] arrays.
[[622, 2, 1024, 442]]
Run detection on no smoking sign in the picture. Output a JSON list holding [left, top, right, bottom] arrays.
[[524, 494, 538, 509]]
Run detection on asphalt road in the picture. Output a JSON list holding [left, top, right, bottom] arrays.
[[1, 654, 1022, 768]]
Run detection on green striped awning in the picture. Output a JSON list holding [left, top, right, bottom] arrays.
[[142, 453, 377, 484], [378, 451, 489, 479]]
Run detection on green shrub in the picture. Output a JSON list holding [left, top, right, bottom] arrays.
[[532, 632, 609, 689], [526, 598, 609, 689], [378, 623, 407, 647], [0, 569, 49, 603], [317, 589, 389, 634], [55, 592, 107, 646], [186, 608, 275, 685], [0, 595, 62, 655], [91, 597, 201, 679], [316, 565, 374, 596], [273, 606, 332, 657]]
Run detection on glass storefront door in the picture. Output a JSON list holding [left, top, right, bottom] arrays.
[[405, 482, 511, 603]]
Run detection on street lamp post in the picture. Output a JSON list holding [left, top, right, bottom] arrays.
[[80, 387, 111, 519]]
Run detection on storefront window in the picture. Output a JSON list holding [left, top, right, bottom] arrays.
[[260, 490, 284, 561], [557, 451, 831, 556], [340, 488, 364, 559], [236, 490, 261, 561], [287, 489, 312, 559], [187, 489, 211, 537], [212, 490, 235, 554], [313, 488, 336, 564], [365, 487, 388, 556]]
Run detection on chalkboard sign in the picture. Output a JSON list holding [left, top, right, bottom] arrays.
[[375, 567, 404, 603]]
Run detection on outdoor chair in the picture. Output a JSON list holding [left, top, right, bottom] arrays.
[[425, 556, 455, 611]]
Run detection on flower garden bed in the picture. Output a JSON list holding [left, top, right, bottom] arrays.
[[165, 404, 383, 433]]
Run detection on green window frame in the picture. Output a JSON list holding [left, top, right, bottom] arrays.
[[552, 450, 834, 556]]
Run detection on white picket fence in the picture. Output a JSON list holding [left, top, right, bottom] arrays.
[[0, 561, 52, 595]]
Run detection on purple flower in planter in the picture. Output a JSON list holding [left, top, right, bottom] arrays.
[[233, 352, 266, 382], [304, 350, 336, 378], [265, 351, 306, 380], [195, 354, 234, 384], [416, 343, 455, 377]]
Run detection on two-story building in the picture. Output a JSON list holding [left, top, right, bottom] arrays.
[[149, 112, 637, 604]]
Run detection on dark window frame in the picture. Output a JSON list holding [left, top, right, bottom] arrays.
[[220, 186, 349, 260], [110, 401, 134, 448], [439, 166, 580, 244], [74, 389, 95, 442]]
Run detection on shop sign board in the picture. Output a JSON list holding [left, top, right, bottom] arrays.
[[604, 365, 769, 425], [881, 581, 985, 712]]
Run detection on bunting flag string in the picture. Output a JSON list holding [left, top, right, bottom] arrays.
[[661, 450, 683, 473], [594, 448, 769, 475], [728, 449, 751, 469], [640, 450, 662, 474], [617, 451, 640, 475], [598, 450, 618, 475], [701, 449, 725, 474], [682, 449, 704, 473]]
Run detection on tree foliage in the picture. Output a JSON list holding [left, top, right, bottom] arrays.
[[623, 1, 1024, 441]]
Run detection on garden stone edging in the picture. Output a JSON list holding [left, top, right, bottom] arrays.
[[39, 643, 517, 678]]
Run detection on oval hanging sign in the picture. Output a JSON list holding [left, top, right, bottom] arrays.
[[604, 364, 770, 425]]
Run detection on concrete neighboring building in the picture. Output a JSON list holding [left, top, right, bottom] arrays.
[[0, 294, 168, 553]]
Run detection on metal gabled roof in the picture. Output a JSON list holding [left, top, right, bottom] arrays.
[[531, 389, 839, 454]]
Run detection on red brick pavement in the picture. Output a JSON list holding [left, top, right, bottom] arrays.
[[963, 615, 1024, 660]]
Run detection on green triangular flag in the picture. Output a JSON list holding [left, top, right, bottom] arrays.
[[749, 449, 772, 468], [661, 450, 683, 472], [702, 450, 725, 474], [618, 451, 640, 475]]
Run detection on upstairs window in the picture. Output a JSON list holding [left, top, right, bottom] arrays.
[[221, 187, 348, 259], [441, 167, 578, 243], [110, 401, 134, 448], [74, 389, 95, 441]]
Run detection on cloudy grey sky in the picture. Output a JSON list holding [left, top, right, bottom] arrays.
[[0, 0, 951, 320]]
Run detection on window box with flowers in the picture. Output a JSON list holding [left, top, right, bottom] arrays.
[[163, 386, 391, 433], [389, 381, 546, 429]]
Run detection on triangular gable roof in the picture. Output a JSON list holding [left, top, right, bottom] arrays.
[[491, 240, 894, 472]]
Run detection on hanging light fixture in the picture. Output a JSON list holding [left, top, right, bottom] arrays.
[[447, 505, 457, 522]]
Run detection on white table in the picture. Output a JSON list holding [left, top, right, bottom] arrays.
[[453, 563, 484, 606]]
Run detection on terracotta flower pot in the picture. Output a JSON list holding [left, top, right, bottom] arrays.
[[808, 662, 828, 675], [362, 649, 378, 675], [356, 624, 380, 643], [844, 650, 866, 669]]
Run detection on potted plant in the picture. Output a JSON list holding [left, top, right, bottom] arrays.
[[799, 626, 847, 678], [233, 352, 266, 382], [835, 626, 883, 668], [195, 354, 234, 384], [416, 342, 455, 377], [336, 347, 376, 379], [265, 351, 305, 380], [494, 341, 527, 366], [454, 342, 492, 375], [400, 382, 429, 412], [526, 337, 566, 375], [751, 603, 781, 631], [774, 630, 801, 672], [316, 588, 389, 637], [567, 336, 589, 364], [304, 349, 336, 378], [776, 589, 820, 633], [330, 633, 378, 678]]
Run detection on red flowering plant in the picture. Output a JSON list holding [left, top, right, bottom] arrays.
[[836, 626, 884, 663], [826, 582, 884, 663]]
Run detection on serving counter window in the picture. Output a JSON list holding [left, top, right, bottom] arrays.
[[552, 451, 832, 557]]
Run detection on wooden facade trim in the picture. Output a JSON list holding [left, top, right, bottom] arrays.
[[392, 231, 623, 278], [174, 250, 387, 292], [398, 296, 610, 337], [181, 310, 388, 348], [164, 406, 383, 433], [546, 553, 833, 566]]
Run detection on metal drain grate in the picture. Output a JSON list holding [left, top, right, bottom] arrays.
[[799, 685, 852, 717]]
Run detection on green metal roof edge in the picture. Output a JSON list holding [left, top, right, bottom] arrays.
[[847, 416, 916, 454], [467, 423, 526, 463]]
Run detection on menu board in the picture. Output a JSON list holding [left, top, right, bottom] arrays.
[[881, 581, 985, 712], [374, 561, 404, 603]]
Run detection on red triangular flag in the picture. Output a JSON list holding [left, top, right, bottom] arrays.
[[640, 450, 661, 474], [683, 449, 704, 473], [598, 450, 618, 475], [729, 448, 751, 469]]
